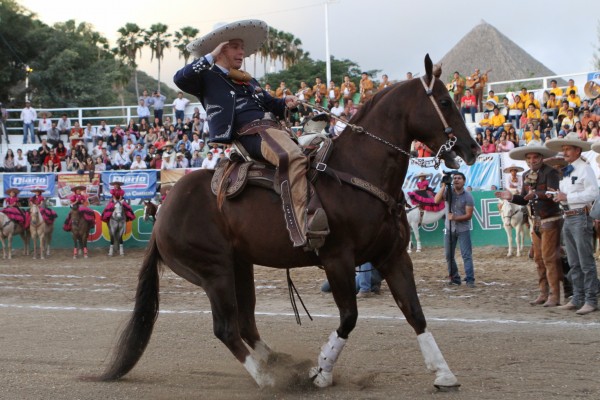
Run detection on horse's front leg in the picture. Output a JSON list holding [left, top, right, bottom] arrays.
[[72, 236, 78, 259], [515, 222, 523, 257], [379, 246, 459, 390], [39, 234, 45, 260], [0, 234, 6, 259], [310, 257, 357, 388], [504, 222, 513, 257], [31, 233, 38, 259]]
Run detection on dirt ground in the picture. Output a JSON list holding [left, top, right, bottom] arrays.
[[1, 245, 599, 400]]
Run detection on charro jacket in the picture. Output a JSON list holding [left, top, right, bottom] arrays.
[[511, 163, 561, 219], [174, 56, 286, 143]]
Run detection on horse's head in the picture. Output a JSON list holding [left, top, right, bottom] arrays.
[[387, 55, 480, 169], [113, 201, 124, 220]]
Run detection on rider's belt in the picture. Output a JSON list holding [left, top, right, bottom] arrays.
[[237, 118, 280, 137], [563, 207, 588, 217]]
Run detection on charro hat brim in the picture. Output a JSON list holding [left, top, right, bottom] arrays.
[[187, 19, 268, 58], [509, 144, 557, 161], [591, 140, 600, 153], [71, 185, 87, 192], [5, 187, 20, 195], [545, 133, 592, 152], [414, 172, 431, 179], [544, 156, 568, 168], [503, 164, 524, 173]]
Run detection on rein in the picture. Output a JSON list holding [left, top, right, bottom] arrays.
[[298, 77, 457, 169]]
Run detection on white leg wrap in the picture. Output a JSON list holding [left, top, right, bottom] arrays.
[[417, 331, 459, 388], [108, 245, 113, 256], [253, 340, 273, 363], [309, 331, 346, 387], [119, 244, 124, 256], [243, 355, 275, 388]]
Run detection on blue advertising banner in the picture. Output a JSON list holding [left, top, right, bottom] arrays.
[[403, 154, 501, 193], [3, 173, 55, 197], [101, 171, 157, 199]]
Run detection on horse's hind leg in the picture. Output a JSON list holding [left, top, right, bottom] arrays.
[[234, 261, 272, 363], [204, 271, 274, 388], [379, 248, 459, 390], [309, 257, 357, 388]]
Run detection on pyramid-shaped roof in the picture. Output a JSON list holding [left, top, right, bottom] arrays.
[[439, 21, 555, 84]]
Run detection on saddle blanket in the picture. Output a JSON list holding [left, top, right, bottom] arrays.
[[101, 201, 135, 223]]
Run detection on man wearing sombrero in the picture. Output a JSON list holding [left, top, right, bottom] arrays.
[[174, 20, 326, 248], [545, 133, 599, 315], [495, 142, 565, 307]]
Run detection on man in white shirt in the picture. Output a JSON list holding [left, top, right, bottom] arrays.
[[137, 99, 151, 124], [83, 123, 95, 146], [330, 101, 344, 117], [130, 154, 147, 170], [161, 153, 175, 170], [96, 120, 110, 144], [201, 151, 217, 169], [123, 138, 136, 158], [546, 133, 600, 315], [174, 152, 189, 168], [173, 91, 190, 123], [56, 114, 71, 137], [91, 139, 106, 158], [111, 146, 131, 170], [20, 101, 37, 144], [37, 112, 52, 143]]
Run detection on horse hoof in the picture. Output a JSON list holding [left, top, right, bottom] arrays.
[[309, 367, 333, 388], [407, 249, 412, 254], [434, 372, 460, 391], [84, 255, 88, 259], [435, 383, 461, 392], [416, 249, 422, 253], [73, 256, 77, 259]]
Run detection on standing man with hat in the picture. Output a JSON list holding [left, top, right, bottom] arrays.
[[545, 133, 599, 315], [495, 142, 565, 307], [174, 19, 327, 249]]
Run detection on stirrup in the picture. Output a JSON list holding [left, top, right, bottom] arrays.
[[304, 208, 329, 251]]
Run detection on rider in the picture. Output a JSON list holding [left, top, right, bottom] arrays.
[[63, 186, 95, 232], [174, 19, 328, 250], [101, 181, 135, 223], [29, 188, 58, 225], [3, 188, 29, 229], [407, 172, 444, 212]]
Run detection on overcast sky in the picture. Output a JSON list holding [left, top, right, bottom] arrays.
[[19, 0, 600, 91]]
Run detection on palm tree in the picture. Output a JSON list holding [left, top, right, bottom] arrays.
[[144, 23, 172, 92], [173, 26, 199, 66], [115, 23, 144, 98]]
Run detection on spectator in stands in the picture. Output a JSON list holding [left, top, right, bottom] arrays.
[[162, 141, 176, 159], [490, 107, 506, 139], [566, 90, 581, 112], [173, 91, 190, 123], [136, 99, 150, 125], [496, 133, 514, 152], [149, 152, 162, 169], [506, 126, 519, 148], [557, 101, 570, 119], [481, 138, 496, 154], [167, 125, 178, 142], [45, 121, 60, 147], [132, 142, 147, 160], [190, 134, 202, 153], [483, 128, 495, 145], [145, 127, 159, 150], [474, 132, 483, 146], [96, 120, 110, 144], [38, 138, 51, 160], [574, 121, 586, 141], [56, 113, 71, 138], [201, 151, 217, 169], [144, 145, 157, 166], [580, 108, 600, 128], [125, 119, 139, 143], [275, 81, 292, 99], [111, 145, 131, 170], [486, 90, 499, 105], [330, 100, 344, 117], [69, 121, 84, 148], [81, 156, 95, 176], [174, 152, 189, 168], [83, 123, 95, 146], [565, 79, 578, 96], [460, 89, 477, 123], [548, 79, 563, 98], [449, 71, 465, 109], [138, 118, 150, 145], [148, 91, 167, 123], [327, 80, 340, 107], [191, 150, 203, 168], [153, 133, 168, 153], [525, 92, 540, 110], [413, 140, 433, 157], [177, 142, 191, 162], [14, 149, 28, 172], [1, 149, 15, 172], [66, 156, 81, 172], [544, 92, 559, 118], [28, 149, 42, 172], [539, 112, 554, 140], [91, 139, 105, 158], [123, 138, 136, 159], [94, 156, 106, 172], [43, 148, 61, 172], [161, 152, 175, 170], [591, 97, 600, 116], [509, 94, 525, 128], [562, 108, 579, 131], [526, 103, 541, 125], [98, 147, 112, 170], [37, 112, 52, 144], [475, 111, 491, 135], [523, 122, 541, 144], [107, 128, 123, 152], [130, 154, 147, 170], [588, 127, 600, 142], [20, 101, 37, 144]]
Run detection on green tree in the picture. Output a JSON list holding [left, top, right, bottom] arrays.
[[173, 26, 199, 67], [144, 23, 172, 92], [115, 23, 145, 99]]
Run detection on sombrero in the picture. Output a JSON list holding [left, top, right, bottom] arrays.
[[591, 141, 600, 153], [5, 187, 20, 195], [544, 156, 568, 168], [71, 185, 86, 192], [187, 19, 268, 58], [31, 188, 44, 193], [110, 180, 124, 186], [545, 132, 592, 152], [165, 141, 174, 147], [509, 141, 557, 161], [503, 164, 524, 173], [414, 172, 431, 179]]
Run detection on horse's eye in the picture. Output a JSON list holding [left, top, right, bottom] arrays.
[[440, 99, 451, 107]]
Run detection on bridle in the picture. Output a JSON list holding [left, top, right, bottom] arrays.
[[297, 75, 457, 169]]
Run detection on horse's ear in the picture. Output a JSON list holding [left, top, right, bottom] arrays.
[[424, 54, 433, 82], [433, 62, 442, 79]]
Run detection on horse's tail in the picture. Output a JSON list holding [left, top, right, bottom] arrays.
[[95, 234, 162, 381]]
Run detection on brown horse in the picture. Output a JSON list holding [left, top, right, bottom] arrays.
[[96, 55, 480, 389], [142, 200, 159, 223], [29, 203, 55, 259], [69, 204, 93, 259]]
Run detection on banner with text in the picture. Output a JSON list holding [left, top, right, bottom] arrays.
[[101, 170, 157, 199], [3, 173, 55, 198]]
